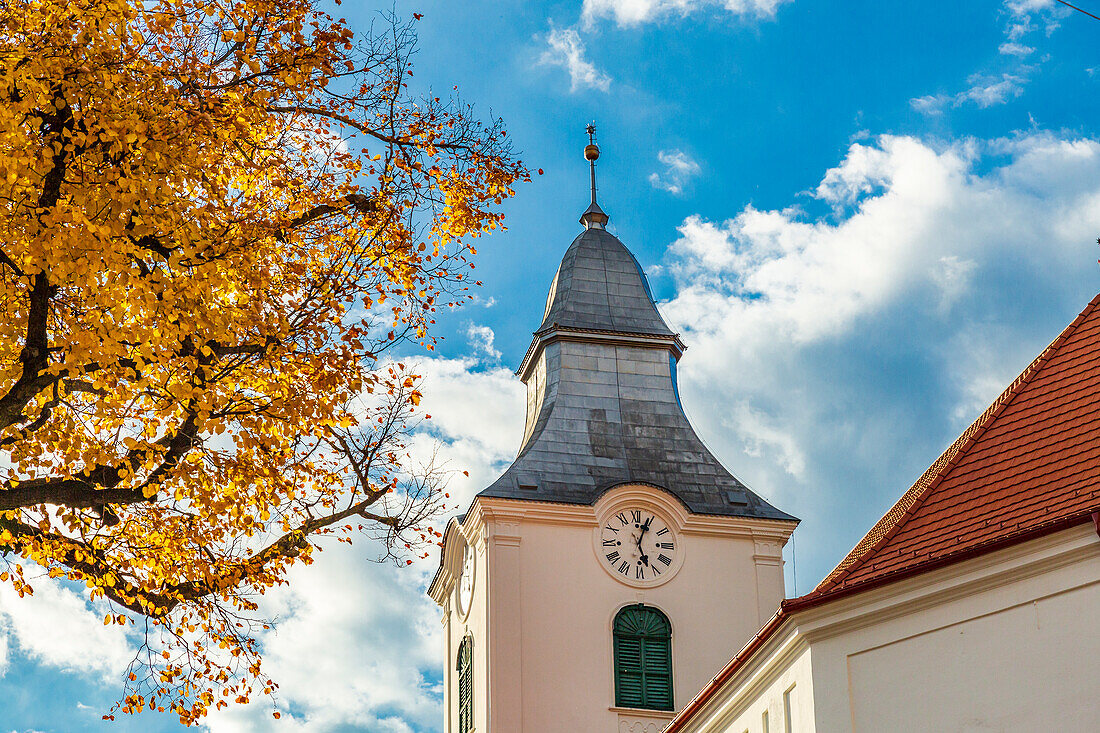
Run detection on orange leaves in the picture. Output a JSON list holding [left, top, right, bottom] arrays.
[[1, 0, 525, 725]]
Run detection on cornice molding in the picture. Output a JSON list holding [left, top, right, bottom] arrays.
[[476, 495, 596, 527], [430, 493, 797, 603], [516, 327, 686, 382], [473, 492, 797, 541]]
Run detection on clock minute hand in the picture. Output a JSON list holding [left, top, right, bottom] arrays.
[[635, 517, 653, 565]]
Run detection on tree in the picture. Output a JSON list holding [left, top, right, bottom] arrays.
[[0, 0, 526, 723]]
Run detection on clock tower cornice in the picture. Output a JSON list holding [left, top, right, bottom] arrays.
[[515, 326, 686, 383]]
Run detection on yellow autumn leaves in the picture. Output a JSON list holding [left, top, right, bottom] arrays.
[[0, 0, 525, 724]]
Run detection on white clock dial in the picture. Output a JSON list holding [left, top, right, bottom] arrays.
[[599, 507, 677, 583], [456, 542, 475, 615]]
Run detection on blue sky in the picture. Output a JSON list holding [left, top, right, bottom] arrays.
[[3, 1, 1100, 731]]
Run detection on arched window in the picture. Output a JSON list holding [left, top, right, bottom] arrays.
[[613, 604, 673, 711], [456, 635, 473, 732]]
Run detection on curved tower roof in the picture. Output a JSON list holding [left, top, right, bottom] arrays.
[[476, 132, 793, 521], [536, 227, 675, 337]]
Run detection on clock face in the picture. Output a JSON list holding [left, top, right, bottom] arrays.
[[599, 507, 677, 584], [456, 542, 475, 616]]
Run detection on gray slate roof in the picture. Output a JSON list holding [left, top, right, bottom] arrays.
[[477, 226, 796, 522], [537, 228, 675, 337]]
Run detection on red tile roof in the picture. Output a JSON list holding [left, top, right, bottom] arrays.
[[666, 294, 1100, 733], [804, 292, 1100, 599]]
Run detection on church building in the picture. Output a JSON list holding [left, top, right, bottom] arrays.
[[427, 130, 798, 732]]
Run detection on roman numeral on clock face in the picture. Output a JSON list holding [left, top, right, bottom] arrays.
[[618, 560, 630, 575], [605, 523, 619, 533], [602, 539, 618, 546], [630, 509, 641, 523], [606, 551, 620, 563], [635, 565, 645, 580], [658, 542, 674, 550], [658, 554, 672, 566], [655, 527, 669, 536]]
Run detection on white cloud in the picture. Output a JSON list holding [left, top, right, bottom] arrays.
[[0, 579, 133, 682], [538, 26, 611, 92], [413, 358, 524, 499], [1004, 0, 1066, 42], [465, 324, 502, 361], [648, 149, 702, 195], [582, 0, 790, 27], [957, 73, 1026, 108], [931, 255, 978, 313], [1004, 0, 1052, 39], [468, 294, 497, 308], [945, 329, 1025, 426], [911, 73, 1027, 115], [660, 133, 1100, 527], [909, 94, 949, 115], [913, 0, 1062, 115], [730, 402, 806, 478], [998, 41, 1035, 56], [1005, 0, 1054, 16]]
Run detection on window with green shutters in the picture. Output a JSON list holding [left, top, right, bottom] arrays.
[[457, 635, 473, 732], [613, 604, 673, 711]]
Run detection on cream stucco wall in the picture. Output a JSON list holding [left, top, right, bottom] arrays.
[[431, 485, 796, 733], [673, 524, 1100, 733]]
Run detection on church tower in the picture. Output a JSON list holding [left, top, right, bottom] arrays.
[[428, 129, 798, 733]]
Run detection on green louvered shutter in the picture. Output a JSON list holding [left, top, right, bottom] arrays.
[[615, 633, 645, 707], [457, 636, 473, 732], [641, 635, 673, 710], [613, 605, 673, 711]]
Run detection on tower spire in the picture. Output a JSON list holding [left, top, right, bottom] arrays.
[[580, 123, 609, 229], [586, 123, 598, 205]]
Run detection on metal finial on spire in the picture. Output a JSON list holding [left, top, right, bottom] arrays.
[[585, 124, 599, 204], [580, 123, 609, 229]]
